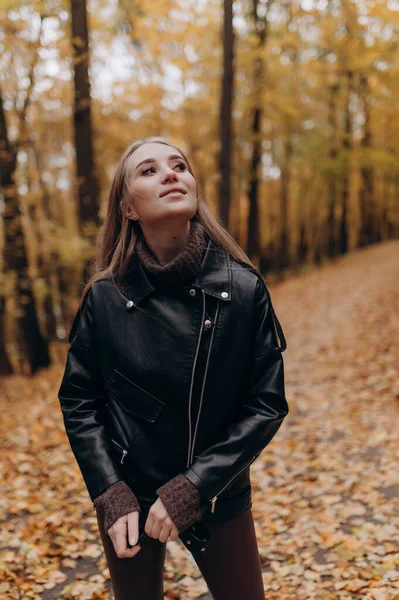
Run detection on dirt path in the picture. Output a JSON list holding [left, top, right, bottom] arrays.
[[1, 240, 398, 600], [250, 239, 399, 600]]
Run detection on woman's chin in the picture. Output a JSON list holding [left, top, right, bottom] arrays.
[[153, 203, 197, 224]]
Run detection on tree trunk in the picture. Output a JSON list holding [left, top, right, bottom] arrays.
[[339, 69, 352, 255], [0, 296, 12, 374], [246, 106, 262, 260], [70, 0, 100, 280], [327, 82, 340, 258], [358, 74, 375, 247], [0, 89, 50, 374], [219, 0, 234, 229], [279, 134, 292, 269], [246, 0, 270, 263]]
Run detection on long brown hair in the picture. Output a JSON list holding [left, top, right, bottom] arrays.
[[80, 136, 254, 304]]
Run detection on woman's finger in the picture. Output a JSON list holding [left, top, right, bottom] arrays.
[[113, 520, 128, 556], [158, 523, 172, 544], [109, 516, 141, 558], [144, 511, 155, 537], [127, 511, 140, 546], [148, 517, 162, 540], [145, 501, 180, 542], [115, 528, 141, 558], [169, 525, 180, 542]]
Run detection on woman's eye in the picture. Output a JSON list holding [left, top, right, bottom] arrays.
[[141, 162, 186, 176], [141, 166, 156, 175]]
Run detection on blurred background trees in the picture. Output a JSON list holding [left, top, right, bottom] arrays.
[[1, 0, 398, 374]]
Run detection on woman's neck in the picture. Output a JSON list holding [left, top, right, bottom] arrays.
[[134, 220, 208, 286], [138, 220, 191, 265]]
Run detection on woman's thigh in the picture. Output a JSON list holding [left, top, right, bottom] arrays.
[[96, 509, 166, 600], [192, 508, 265, 600]]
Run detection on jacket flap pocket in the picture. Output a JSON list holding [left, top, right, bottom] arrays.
[[105, 369, 165, 423]]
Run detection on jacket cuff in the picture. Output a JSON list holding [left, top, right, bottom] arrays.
[[156, 474, 206, 533], [93, 480, 141, 533]]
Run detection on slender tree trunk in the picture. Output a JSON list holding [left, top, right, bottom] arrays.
[[219, 0, 234, 228], [339, 69, 352, 254], [380, 176, 389, 240], [358, 74, 375, 247], [276, 2, 297, 271], [380, 172, 392, 240], [0, 297, 12, 374], [327, 82, 340, 257], [279, 133, 292, 269], [246, 0, 271, 262], [384, 115, 399, 240], [339, 2, 357, 255], [0, 89, 50, 374], [297, 221, 308, 263], [70, 0, 100, 281], [247, 106, 262, 259]]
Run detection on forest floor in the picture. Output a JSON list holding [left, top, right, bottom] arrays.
[[1, 239, 399, 600]]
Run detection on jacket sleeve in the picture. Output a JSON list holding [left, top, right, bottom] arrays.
[[182, 276, 288, 507], [57, 286, 122, 503]]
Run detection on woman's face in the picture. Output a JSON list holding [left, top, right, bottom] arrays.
[[125, 142, 197, 226]]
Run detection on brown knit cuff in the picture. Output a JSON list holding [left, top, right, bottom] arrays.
[[93, 480, 141, 533], [156, 474, 205, 533]]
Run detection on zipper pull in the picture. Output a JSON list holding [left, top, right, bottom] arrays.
[[121, 450, 127, 464], [211, 496, 217, 513]]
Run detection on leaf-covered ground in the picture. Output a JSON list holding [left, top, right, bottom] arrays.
[[1, 240, 398, 600]]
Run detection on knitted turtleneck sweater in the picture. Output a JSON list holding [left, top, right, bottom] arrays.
[[134, 218, 208, 286], [94, 220, 209, 537]]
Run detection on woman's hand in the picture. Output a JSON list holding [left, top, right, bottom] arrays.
[[107, 510, 142, 558], [144, 498, 179, 543]]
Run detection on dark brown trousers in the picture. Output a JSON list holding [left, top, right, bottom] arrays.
[[97, 507, 265, 600]]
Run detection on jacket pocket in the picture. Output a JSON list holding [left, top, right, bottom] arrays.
[[110, 437, 128, 464], [105, 369, 165, 423]]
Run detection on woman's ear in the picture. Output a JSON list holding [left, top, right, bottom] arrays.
[[120, 200, 139, 221]]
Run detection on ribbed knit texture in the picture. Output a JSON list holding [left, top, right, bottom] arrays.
[[134, 219, 208, 286], [93, 480, 141, 533], [156, 474, 206, 533]]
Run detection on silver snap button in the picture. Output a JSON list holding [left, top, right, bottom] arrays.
[[204, 319, 212, 329], [201, 547, 206, 552], [126, 300, 134, 309], [187, 540, 191, 545], [189, 289, 196, 296], [221, 292, 229, 298]]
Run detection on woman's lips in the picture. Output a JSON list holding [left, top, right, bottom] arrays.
[[161, 188, 186, 197]]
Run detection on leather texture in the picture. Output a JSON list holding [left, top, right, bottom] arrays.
[[57, 236, 289, 523]]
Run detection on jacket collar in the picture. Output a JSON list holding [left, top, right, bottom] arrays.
[[122, 236, 232, 305], [195, 236, 232, 301]]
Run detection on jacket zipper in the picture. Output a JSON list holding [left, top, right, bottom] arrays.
[[186, 289, 206, 468], [189, 299, 220, 465], [110, 438, 128, 464], [210, 454, 257, 513]]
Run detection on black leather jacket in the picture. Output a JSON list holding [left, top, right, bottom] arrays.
[[57, 237, 288, 524]]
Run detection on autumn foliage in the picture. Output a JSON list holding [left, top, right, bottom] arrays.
[[1, 0, 399, 596]]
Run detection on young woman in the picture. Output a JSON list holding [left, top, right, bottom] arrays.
[[58, 136, 288, 600]]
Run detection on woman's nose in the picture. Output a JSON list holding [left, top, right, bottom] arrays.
[[161, 167, 178, 183]]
